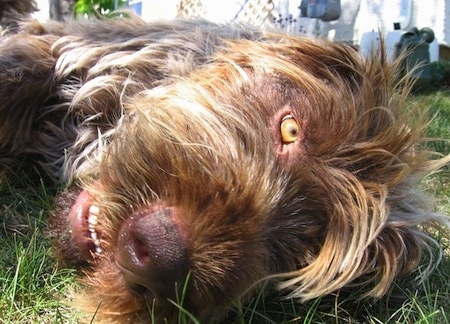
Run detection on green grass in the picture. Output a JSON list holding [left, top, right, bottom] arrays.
[[1, 90, 450, 323], [0, 174, 83, 323], [417, 90, 450, 214]]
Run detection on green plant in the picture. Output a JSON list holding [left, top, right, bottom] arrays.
[[430, 61, 450, 88], [74, 0, 126, 17]]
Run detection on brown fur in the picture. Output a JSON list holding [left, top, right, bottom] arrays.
[[0, 0, 37, 33], [0, 5, 449, 323]]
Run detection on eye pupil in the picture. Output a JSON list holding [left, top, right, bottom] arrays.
[[288, 125, 297, 136], [280, 115, 299, 144]]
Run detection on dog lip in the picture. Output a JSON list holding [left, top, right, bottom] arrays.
[[69, 189, 99, 260]]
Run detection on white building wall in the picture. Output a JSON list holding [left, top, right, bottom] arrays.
[[323, 0, 443, 43], [446, 1, 450, 44], [412, 0, 447, 44], [33, 0, 50, 21], [32, 0, 450, 46]]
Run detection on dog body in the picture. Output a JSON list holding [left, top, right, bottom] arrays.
[[0, 6, 449, 323]]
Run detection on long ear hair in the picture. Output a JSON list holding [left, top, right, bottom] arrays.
[[243, 36, 450, 300]]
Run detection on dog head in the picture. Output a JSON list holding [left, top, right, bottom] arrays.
[[50, 35, 446, 321]]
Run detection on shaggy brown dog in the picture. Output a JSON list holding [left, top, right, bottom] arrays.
[[1, 1, 449, 322]]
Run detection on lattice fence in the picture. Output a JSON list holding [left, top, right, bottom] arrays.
[[176, 0, 274, 27]]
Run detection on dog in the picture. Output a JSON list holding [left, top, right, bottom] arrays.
[[1, 1, 449, 322]]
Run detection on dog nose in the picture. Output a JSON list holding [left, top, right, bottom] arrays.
[[116, 207, 190, 299]]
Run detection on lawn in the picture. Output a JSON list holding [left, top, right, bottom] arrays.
[[1, 90, 449, 323]]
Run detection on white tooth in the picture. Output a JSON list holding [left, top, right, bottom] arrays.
[[89, 205, 100, 215], [88, 214, 98, 227], [85, 205, 102, 255], [92, 238, 102, 254]]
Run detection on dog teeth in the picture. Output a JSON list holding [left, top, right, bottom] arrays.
[[92, 237, 102, 254], [88, 214, 98, 229], [90, 230, 98, 240], [87, 205, 102, 254], [90, 232, 102, 254], [89, 204, 100, 215]]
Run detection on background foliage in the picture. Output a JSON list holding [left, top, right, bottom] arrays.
[[74, 0, 126, 16]]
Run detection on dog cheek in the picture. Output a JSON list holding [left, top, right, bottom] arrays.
[[277, 142, 305, 166]]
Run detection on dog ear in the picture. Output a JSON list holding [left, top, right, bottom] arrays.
[[278, 138, 446, 301], [273, 41, 449, 301], [0, 34, 57, 168]]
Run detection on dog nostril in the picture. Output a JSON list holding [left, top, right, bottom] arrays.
[[116, 207, 190, 299], [132, 236, 152, 262]]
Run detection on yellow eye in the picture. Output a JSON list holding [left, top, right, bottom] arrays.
[[280, 115, 299, 144]]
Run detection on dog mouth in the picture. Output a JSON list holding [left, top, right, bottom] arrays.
[[69, 189, 103, 260]]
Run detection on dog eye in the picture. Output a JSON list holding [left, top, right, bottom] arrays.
[[280, 114, 299, 144]]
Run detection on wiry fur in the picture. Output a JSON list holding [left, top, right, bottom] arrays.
[[1, 4, 449, 323], [0, 0, 37, 33]]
